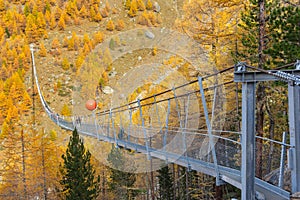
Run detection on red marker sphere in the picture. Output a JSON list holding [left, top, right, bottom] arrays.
[[85, 99, 97, 111]]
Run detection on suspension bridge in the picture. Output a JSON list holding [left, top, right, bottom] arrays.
[[30, 43, 300, 199]]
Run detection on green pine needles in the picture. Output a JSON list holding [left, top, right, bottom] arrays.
[[59, 128, 100, 200], [107, 145, 137, 199], [157, 165, 174, 200]]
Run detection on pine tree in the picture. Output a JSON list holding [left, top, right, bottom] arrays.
[[265, 4, 300, 66], [59, 128, 100, 200], [107, 145, 137, 199], [237, 0, 276, 179], [157, 165, 174, 200]]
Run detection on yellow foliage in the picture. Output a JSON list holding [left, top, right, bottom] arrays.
[[61, 104, 71, 116], [128, 0, 137, 17], [106, 19, 115, 31], [115, 19, 125, 31], [58, 15, 66, 30], [62, 36, 69, 48], [125, 0, 131, 10], [93, 31, 104, 45], [163, 55, 183, 67], [101, 71, 109, 83], [75, 55, 85, 71], [49, 129, 57, 141], [39, 42, 47, 57], [61, 57, 70, 70], [137, 0, 145, 11], [51, 37, 60, 49], [83, 33, 90, 44], [79, 5, 88, 18], [49, 15, 57, 30], [146, 0, 153, 10], [137, 11, 151, 26], [103, 47, 112, 68], [152, 46, 157, 56], [93, 12, 102, 22]]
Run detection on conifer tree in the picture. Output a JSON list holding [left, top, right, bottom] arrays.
[[237, 0, 276, 179], [146, 0, 153, 10], [107, 145, 136, 199], [58, 14, 66, 30], [106, 19, 115, 31], [62, 57, 70, 70], [265, 4, 300, 66], [39, 42, 47, 57], [125, 0, 131, 10], [128, 0, 137, 17], [61, 104, 71, 116], [116, 19, 125, 31], [59, 128, 100, 200], [157, 165, 174, 200], [137, 0, 145, 11]]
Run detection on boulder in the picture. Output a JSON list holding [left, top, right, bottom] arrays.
[[102, 86, 114, 94], [153, 2, 161, 12]]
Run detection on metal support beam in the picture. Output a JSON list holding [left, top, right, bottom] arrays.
[[234, 70, 300, 82], [288, 84, 300, 193], [138, 99, 151, 160], [198, 77, 223, 186], [279, 132, 287, 189], [241, 82, 256, 200]]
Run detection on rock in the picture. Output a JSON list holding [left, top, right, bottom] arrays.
[[119, 94, 125, 99], [145, 30, 155, 39], [153, 2, 161, 12], [102, 86, 114, 94], [108, 71, 117, 77], [138, 56, 142, 61]]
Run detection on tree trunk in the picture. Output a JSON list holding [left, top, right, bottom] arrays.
[[21, 129, 27, 199], [41, 129, 47, 200], [215, 185, 223, 200], [256, 0, 266, 179], [256, 84, 265, 178]]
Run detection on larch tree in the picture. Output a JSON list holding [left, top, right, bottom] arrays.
[[106, 19, 115, 31], [59, 128, 100, 200], [179, 0, 243, 68], [58, 14, 66, 30], [39, 42, 47, 57]]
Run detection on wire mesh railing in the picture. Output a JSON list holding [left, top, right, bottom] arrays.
[[30, 44, 294, 199]]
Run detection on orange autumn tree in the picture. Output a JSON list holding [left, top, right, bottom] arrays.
[[179, 0, 243, 67]]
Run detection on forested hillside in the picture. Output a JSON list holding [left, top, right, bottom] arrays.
[[0, 0, 299, 199]]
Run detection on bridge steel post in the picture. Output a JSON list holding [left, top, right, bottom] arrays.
[[288, 84, 300, 194], [241, 81, 256, 200], [198, 77, 223, 186], [138, 99, 151, 160]]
